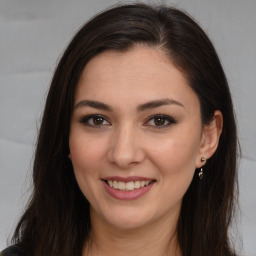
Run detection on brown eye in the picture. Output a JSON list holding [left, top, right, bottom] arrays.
[[145, 114, 177, 129], [79, 115, 110, 127], [153, 117, 166, 126], [93, 117, 104, 125]]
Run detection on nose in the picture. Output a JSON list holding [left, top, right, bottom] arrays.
[[107, 125, 145, 169]]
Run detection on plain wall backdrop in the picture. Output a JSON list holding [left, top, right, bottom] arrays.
[[0, 0, 255, 254]]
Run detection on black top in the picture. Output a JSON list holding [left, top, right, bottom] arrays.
[[1, 245, 24, 256]]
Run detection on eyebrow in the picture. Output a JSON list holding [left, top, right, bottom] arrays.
[[137, 98, 184, 111], [74, 98, 184, 112], [74, 100, 113, 111]]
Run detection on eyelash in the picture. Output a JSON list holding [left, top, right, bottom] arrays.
[[79, 114, 111, 129], [79, 114, 177, 129], [145, 114, 177, 129]]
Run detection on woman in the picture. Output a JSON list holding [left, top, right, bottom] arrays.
[[1, 3, 239, 256]]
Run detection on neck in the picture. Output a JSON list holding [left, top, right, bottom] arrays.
[[83, 209, 182, 256]]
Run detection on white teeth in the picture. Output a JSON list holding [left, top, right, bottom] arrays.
[[126, 181, 135, 191], [113, 180, 118, 189], [134, 180, 140, 189], [118, 181, 126, 191], [106, 180, 153, 191]]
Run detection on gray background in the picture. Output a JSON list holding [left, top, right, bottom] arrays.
[[0, 0, 255, 254]]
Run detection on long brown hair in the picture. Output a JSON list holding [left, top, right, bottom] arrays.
[[12, 3, 239, 256]]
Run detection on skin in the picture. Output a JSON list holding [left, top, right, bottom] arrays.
[[69, 45, 222, 256]]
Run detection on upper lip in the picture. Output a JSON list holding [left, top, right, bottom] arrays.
[[101, 176, 155, 182]]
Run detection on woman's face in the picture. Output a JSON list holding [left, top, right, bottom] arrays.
[[69, 45, 209, 230]]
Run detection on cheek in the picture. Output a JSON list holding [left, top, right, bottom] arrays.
[[69, 134, 107, 197], [70, 135, 106, 171], [150, 138, 198, 206], [147, 130, 201, 196], [69, 135, 107, 203], [150, 137, 199, 172]]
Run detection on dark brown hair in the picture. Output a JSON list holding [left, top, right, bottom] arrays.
[[12, 3, 239, 256]]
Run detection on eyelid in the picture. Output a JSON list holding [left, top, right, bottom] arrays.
[[79, 114, 111, 128], [78, 113, 176, 129], [144, 114, 177, 129]]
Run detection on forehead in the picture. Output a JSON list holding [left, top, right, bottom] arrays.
[[75, 45, 199, 110], [78, 45, 176, 88]]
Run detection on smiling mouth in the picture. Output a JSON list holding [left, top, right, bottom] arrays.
[[104, 180, 156, 191]]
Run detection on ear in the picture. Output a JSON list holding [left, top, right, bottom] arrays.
[[196, 110, 223, 168], [68, 153, 72, 160]]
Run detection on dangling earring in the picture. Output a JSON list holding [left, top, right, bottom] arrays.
[[199, 157, 207, 179], [198, 167, 204, 179]]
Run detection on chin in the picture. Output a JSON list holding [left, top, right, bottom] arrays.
[[101, 206, 157, 230], [109, 217, 150, 230]]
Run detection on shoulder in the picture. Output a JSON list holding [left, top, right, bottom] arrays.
[[1, 245, 25, 256]]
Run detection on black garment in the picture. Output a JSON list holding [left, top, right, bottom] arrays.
[[1, 245, 24, 256]]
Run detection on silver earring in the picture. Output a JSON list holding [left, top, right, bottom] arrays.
[[199, 157, 207, 179], [201, 157, 207, 162], [198, 167, 204, 179]]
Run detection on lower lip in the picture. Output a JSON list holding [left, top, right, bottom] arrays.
[[102, 181, 155, 200]]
